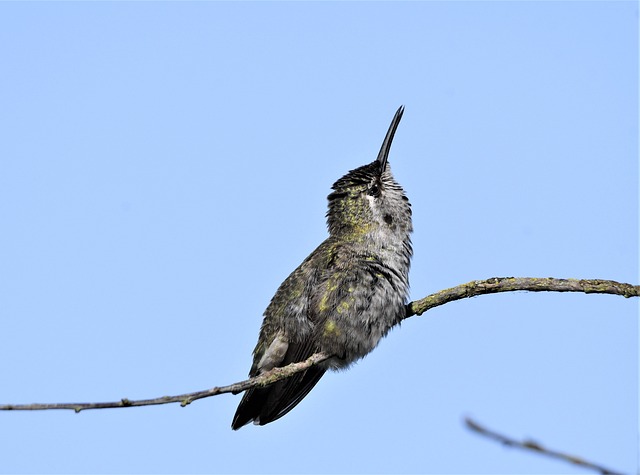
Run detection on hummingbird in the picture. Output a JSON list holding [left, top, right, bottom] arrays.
[[232, 106, 412, 429]]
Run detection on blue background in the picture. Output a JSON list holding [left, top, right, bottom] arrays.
[[1, 2, 637, 474]]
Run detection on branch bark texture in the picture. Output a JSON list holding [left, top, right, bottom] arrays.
[[406, 277, 639, 319]]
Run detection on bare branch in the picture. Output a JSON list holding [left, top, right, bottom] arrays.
[[406, 277, 639, 319], [0, 353, 331, 412], [465, 417, 624, 475], [1, 276, 637, 413]]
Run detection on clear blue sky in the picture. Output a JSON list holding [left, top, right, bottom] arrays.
[[1, 2, 637, 474]]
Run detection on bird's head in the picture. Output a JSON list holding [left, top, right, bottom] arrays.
[[326, 106, 412, 241]]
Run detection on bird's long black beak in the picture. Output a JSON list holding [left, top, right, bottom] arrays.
[[376, 105, 404, 173]]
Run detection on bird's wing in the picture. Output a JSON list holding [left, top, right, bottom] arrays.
[[232, 242, 334, 429]]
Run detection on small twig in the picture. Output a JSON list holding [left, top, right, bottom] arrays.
[[465, 417, 624, 475], [0, 353, 331, 412]]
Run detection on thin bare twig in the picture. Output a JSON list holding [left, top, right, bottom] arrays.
[[0, 353, 331, 412], [1, 276, 637, 412], [465, 417, 624, 475]]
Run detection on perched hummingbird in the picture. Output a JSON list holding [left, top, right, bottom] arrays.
[[232, 106, 412, 429]]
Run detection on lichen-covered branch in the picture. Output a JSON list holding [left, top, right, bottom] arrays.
[[465, 417, 624, 475], [1, 276, 637, 413], [406, 277, 639, 318]]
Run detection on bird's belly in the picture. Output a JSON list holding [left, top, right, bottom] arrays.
[[317, 287, 406, 368]]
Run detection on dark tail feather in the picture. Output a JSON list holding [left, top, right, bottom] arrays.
[[231, 366, 326, 430]]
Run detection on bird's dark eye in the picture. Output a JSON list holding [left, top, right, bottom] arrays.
[[368, 183, 380, 197]]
